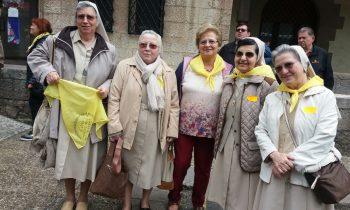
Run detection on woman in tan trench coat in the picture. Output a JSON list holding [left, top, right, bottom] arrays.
[[27, 2, 116, 210], [108, 30, 179, 210], [206, 37, 278, 210]]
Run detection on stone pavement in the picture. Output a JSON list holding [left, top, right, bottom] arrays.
[[0, 115, 349, 210]]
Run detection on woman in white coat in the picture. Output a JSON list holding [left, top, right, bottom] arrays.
[[253, 44, 340, 210]]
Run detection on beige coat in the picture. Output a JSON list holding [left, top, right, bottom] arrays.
[[108, 57, 179, 151]]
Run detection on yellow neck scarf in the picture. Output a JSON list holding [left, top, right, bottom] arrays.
[[189, 55, 225, 91], [45, 79, 109, 149], [278, 76, 324, 112], [27, 32, 51, 52], [230, 65, 276, 80]]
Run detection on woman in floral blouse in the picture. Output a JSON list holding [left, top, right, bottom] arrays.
[[168, 23, 232, 210]]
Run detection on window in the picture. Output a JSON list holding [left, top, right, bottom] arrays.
[[78, 0, 114, 32], [128, 0, 165, 36]]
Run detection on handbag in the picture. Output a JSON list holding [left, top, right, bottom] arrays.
[[90, 138, 128, 199], [283, 101, 350, 204], [157, 142, 175, 190]]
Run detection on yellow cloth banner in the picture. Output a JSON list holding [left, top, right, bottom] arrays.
[[278, 75, 324, 112], [230, 65, 276, 80], [189, 55, 225, 91], [44, 79, 108, 149]]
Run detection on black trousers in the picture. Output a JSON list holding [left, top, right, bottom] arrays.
[[29, 91, 44, 124]]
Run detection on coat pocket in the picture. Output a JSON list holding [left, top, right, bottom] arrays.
[[247, 141, 260, 150]]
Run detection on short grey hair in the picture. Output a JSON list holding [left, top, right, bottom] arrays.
[[76, 1, 98, 21], [298, 27, 315, 37], [139, 30, 163, 53], [272, 44, 301, 66]]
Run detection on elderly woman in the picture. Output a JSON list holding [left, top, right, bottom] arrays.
[[206, 37, 278, 210], [168, 23, 232, 210], [27, 2, 116, 210], [253, 44, 340, 210], [108, 30, 179, 210], [21, 18, 52, 141]]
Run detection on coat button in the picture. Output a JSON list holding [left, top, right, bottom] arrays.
[[234, 130, 237, 132]]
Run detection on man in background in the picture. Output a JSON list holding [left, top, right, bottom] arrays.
[[0, 38, 4, 70], [298, 26, 334, 89]]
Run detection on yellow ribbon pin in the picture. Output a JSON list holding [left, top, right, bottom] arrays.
[[303, 106, 317, 114], [247, 96, 258, 102]]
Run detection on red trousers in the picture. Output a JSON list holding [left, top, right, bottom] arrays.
[[168, 134, 214, 207]]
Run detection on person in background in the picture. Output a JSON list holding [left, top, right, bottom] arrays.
[[207, 37, 278, 210], [0, 38, 4, 70], [298, 27, 334, 90], [27, 2, 117, 210], [20, 18, 52, 141], [220, 22, 272, 67], [108, 30, 179, 210], [253, 44, 340, 210], [168, 23, 232, 210]]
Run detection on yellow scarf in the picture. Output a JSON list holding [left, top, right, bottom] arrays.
[[45, 79, 109, 149], [230, 65, 276, 80], [189, 55, 225, 91], [27, 32, 51, 52], [278, 76, 324, 112]]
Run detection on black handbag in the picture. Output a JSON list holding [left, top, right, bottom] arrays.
[[283, 101, 350, 204]]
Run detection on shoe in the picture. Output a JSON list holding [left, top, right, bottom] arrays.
[[194, 207, 204, 210], [61, 201, 74, 210], [76, 201, 88, 210], [20, 133, 33, 141]]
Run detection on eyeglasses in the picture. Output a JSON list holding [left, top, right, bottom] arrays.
[[275, 62, 296, 73], [199, 39, 218, 46], [77, 14, 96, 21], [235, 51, 255, 58], [236, 28, 248, 32], [139, 42, 158, 50]]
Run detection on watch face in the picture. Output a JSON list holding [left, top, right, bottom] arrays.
[[312, 59, 319, 64]]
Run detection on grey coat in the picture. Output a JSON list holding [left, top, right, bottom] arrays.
[[27, 26, 117, 143], [214, 75, 278, 172]]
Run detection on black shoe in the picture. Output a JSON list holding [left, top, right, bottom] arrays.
[[20, 133, 33, 141]]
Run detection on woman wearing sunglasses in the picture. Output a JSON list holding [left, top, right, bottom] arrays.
[[108, 30, 179, 210], [252, 44, 339, 210], [207, 37, 278, 210], [168, 23, 232, 210]]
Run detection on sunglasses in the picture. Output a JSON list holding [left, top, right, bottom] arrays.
[[139, 42, 158, 50], [77, 14, 96, 21], [235, 51, 255, 58], [236, 28, 247, 32], [275, 62, 296, 73], [199, 39, 218, 46]]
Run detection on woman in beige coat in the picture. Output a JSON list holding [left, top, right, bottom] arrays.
[[207, 37, 278, 210], [108, 30, 179, 210], [27, 2, 116, 210]]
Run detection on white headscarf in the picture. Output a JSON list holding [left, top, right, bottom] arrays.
[[291, 45, 316, 77], [243, 37, 266, 65], [76, 1, 109, 42]]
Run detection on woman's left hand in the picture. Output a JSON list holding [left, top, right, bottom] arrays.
[[97, 87, 108, 99]]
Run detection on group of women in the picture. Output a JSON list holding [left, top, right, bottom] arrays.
[[27, 1, 341, 210]]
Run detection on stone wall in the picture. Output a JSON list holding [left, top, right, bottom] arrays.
[[0, 65, 31, 124]]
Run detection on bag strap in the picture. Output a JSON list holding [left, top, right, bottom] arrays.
[[282, 98, 299, 147], [50, 36, 55, 65]]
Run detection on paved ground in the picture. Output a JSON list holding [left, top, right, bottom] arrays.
[[0, 115, 349, 210]]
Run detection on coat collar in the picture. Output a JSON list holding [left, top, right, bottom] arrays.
[[55, 26, 109, 62]]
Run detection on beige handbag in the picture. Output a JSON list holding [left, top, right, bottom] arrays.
[[158, 142, 175, 190]]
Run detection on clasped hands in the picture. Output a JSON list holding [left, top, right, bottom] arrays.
[[269, 151, 294, 179], [45, 71, 108, 99]]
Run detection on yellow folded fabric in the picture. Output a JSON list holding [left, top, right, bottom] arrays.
[[189, 55, 225, 91], [230, 65, 276, 80], [278, 75, 324, 112], [44, 79, 108, 149]]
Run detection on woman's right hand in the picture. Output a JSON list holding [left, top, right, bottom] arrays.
[[270, 151, 294, 178], [46, 71, 60, 84]]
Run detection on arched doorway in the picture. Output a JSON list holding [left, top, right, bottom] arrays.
[[259, 0, 318, 50]]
